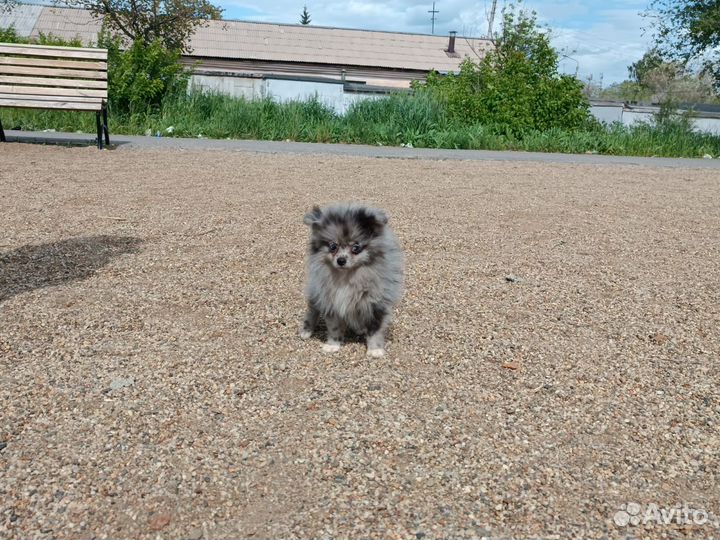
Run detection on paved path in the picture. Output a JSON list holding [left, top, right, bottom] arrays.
[[6, 129, 720, 168]]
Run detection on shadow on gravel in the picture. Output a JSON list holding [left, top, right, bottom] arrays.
[[0, 235, 143, 303], [5, 132, 130, 149]]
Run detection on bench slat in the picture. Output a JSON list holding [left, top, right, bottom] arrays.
[[0, 84, 107, 98], [0, 75, 107, 90], [0, 57, 107, 71], [0, 98, 103, 111], [0, 65, 107, 80], [0, 92, 104, 104], [0, 44, 107, 60]]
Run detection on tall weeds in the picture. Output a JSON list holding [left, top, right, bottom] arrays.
[[2, 91, 719, 158]]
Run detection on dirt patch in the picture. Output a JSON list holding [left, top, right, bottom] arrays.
[[1, 143, 719, 539]]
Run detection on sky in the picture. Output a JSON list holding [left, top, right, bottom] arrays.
[[217, 0, 655, 86]]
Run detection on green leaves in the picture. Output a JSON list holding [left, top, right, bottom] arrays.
[[649, 0, 720, 89], [0, 26, 82, 46], [64, 0, 222, 53], [100, 35, 189, 115], [0, 0, 18, 14], [419, 4, 591, 136]]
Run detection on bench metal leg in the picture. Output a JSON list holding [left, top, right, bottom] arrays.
[[0, 117, 5, 142], [95, 110, 103, 150], [102, 103, 110, 146]]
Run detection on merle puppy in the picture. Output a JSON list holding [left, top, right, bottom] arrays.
[[300, 203, 403, 357]]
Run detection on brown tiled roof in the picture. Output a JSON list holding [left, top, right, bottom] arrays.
[[0, 3, 44, 37], [189, 20, 490, 72], [30, 6, 103, 45], [5, 5, 491, 72]]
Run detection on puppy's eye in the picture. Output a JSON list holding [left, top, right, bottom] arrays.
[[328, 242, 338, 253], [351, 243, 363, 254]]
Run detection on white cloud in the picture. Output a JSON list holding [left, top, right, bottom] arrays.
[[547, 9, 654, 84]]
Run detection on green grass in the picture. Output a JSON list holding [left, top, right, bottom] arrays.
[[2, 91, 720, 158]]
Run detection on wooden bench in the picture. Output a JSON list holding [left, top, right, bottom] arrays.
[[0, 42, 109, 149]]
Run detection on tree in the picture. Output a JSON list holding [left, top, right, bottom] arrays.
[[60, 0, 223, 52], [582, 74, 603, 99], [622, 48, 717, 103], [648, 0, 720, 89], [0, 0, 18, 14], [629, 49, 674, 85], [300, 5, 311, 25], [420, 4, 591, 134]]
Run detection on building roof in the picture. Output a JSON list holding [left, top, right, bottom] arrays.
[[189, 20, 490, 72], [31, 5, 101, 45], [0, 2, 44, 37], [1, 4, 491, 72]]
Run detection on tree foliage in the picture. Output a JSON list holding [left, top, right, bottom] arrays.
[[61, 0, 222, 52], [594, 48, 718, 104], [419, 4, 590, 134], [0, 0, 18, 14], [300, 5, 311, 25], [629, 48, 681, 86], [98, 30, 189, 114], [649, 0, 720, 88]]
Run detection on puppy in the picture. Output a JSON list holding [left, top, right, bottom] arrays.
[[300, 203, 403, 357]]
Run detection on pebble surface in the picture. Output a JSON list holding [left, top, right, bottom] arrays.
[[1, 143, 719, 539]]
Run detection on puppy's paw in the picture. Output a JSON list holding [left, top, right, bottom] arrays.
[[322, 343, 341, 353], [367, 348, 385, 358], [299, 329, 312, 340]]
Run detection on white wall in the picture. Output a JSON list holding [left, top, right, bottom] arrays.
[[688, 117, 720, 136], [611, 108, 720, 135], [264, 79, 382, 114], [189, 74, 381, 114], [189, 74, 264, 100], [589, 103, 624, 124], [265, 78, 342, 107], [621, 110, 653, 128]]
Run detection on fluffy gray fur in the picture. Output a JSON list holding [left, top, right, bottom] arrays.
[[300, 203, 404, 357]]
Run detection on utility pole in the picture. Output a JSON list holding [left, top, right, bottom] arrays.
[[428, 2, 439, 35], [487, 0, 497, 40]]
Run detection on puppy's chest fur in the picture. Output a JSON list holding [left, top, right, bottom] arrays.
[[320, 270, 378, 331]]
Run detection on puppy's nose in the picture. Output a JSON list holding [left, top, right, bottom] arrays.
[[336, 256, 347, 266]]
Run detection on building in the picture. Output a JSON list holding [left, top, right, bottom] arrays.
[[1, 4, 492, 113], [4, 5, 720, 133]]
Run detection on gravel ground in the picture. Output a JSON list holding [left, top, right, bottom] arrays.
[[1, 143, 719, 540]]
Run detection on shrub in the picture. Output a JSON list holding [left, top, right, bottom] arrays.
[[0, 26, 82, 46], [98, 32, 189, 115], [419, 5, 591, 135], [0, 26, 21, 42]]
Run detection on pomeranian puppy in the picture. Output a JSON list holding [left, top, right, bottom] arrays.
[[300, 203, 403, 357]]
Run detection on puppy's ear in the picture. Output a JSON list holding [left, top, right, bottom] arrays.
[[303, 205, 323, 226], [373, 208, 389, 225], [358, 207, 389, 236]]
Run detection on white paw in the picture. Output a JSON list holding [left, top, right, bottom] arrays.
[[367, 348, 385, 358], [322, 343, 341, 353], [299, 329, 312, 340]]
